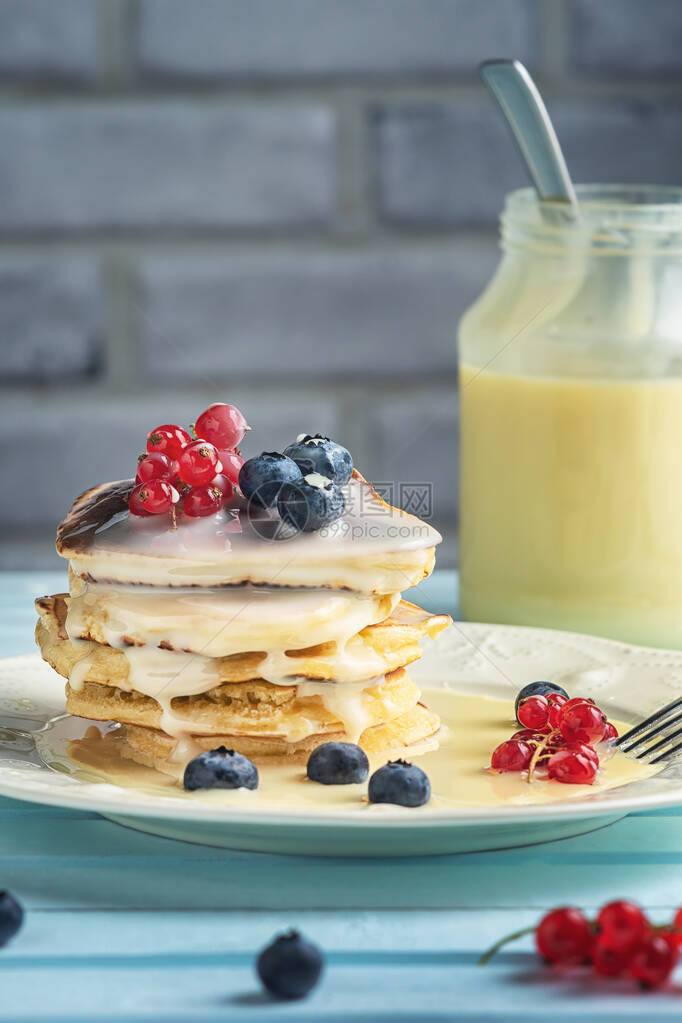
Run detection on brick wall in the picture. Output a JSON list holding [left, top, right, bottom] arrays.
[[1, 0, 681, 569]]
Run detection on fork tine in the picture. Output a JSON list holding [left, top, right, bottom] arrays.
[[615, 697, 682, 749], [651, 736, 682, 765], [619, 709, 682, 755], [632, 722, 682, 760]]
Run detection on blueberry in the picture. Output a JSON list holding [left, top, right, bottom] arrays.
[[238, 452, 302, 508], [0, 892, 23, 946], [257, 929, 324, 1001], [278, 474, 345, 532], [284, 434, 353, 486], [183, 746, 258, 792], [514, 681, 569, 723], [368, 759, 430, 808], [307, 742, 369, 785]]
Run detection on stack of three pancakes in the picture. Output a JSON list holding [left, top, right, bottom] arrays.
[[35, 472, 450, 771]]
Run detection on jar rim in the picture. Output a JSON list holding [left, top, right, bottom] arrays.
[[503, 185, 682, 252]]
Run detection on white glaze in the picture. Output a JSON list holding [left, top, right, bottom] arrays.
[[63, 477, 441, 592], [65, 583, 399, 657]]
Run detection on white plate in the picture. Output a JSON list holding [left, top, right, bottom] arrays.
[[2, 623, 682, 857]]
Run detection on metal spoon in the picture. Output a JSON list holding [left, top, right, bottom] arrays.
[[479, 58, 578, 216]]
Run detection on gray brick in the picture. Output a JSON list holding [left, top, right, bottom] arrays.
[[137, 0, 537, 79], [136, 244, 498, 381], [553, 104, 682, 185], [0, 0, 98, 80], [0, 391, 340, 529], [0, 103, 335, 234], [571, 0, 682, 75], [375, 104, 527, 227], [365, 392, 459, 522], [0, 259, 104, 381], [376, 102, 682, 227]]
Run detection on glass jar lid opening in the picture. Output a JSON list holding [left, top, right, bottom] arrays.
[[502, 185, 682, 253]]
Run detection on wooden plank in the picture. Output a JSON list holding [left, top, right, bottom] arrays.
[[2, 814, 682, 911], [0, 956, 679, 1022]]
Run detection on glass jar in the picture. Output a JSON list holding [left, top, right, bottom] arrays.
[[458, 185, 682, 649]]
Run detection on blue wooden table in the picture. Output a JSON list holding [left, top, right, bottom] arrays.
[[2, 570, 682, 1021]]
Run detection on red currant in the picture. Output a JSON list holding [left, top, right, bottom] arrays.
[[534, 735, 569, 762], [177, 440, 221, 486], [129, 480, 175, 516], [559, 700, 606, 745], [195, 403, 249, 451], [511, 729, 546, 744], [547, 747, 598, 785], [535, 907, 593, 964], [548, 693, 569, 729], [517, 695, 550, 731], [672, 908, 682, 947], [136, 451, 177, 484], [217, 449, 244, 487], [490, 740, 533, 773], [562, 697, 596, 712], [591, 936, 632, 976], [597, 900, 648, 952], [183, 484, 222, 518], [146, 423, 191, 460], [602, 721, 619, 742], [628, 932, 679, 989], [210, 473, 234, 503]]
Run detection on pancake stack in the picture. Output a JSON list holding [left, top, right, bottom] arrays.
[[36, 471, 450, 770]]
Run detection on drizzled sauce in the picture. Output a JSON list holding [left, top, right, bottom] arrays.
[[66, 689, 657, 812]]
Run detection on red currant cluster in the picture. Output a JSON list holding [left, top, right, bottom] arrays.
[[129, 403, 249, 519], [490, 692, 618, 785], [483, 900, 682, 990]]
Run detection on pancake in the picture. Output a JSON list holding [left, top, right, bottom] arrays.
[[119, 701, 441, 767], [57, 472, 440, 594], [63, 667, 423, 745], [36, 594, 451, 685], [62, 582, 399, 657]]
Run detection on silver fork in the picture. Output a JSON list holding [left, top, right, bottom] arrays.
[[615, 698, 682, 764]]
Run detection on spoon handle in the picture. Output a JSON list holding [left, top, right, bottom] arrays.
[[479, 59, 578, 214]]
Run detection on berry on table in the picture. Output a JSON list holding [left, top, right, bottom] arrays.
[[177, 440, 222, 487], [195, 403, 249, 451], [257, 930, 324, 1001], [559, 700, 606, 745], [182, 484, 223, 518], [628, 932, 679, 989], [517, 695, 550, 731], [283, 434, 353, 486], [307, 742, 369, 785], [146, 423, 191, 460], [277, 474, 345, 532], [591, 936, 631, 976], [0, 892, 23, 946], [482, 899, 682, 990], [129, 480, 176, 517], [514, 681, 568, 722], [490, 739, 533, 773], [368, 760, 431, 807], [547, 746, 598, 785], [183, 746, 258, 791], [239, 452, 302, 508], [136, 451, 177, 484], [672, 907, 682, 947], [597, 900, 648, 952], [535, 907, 593, 964]]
